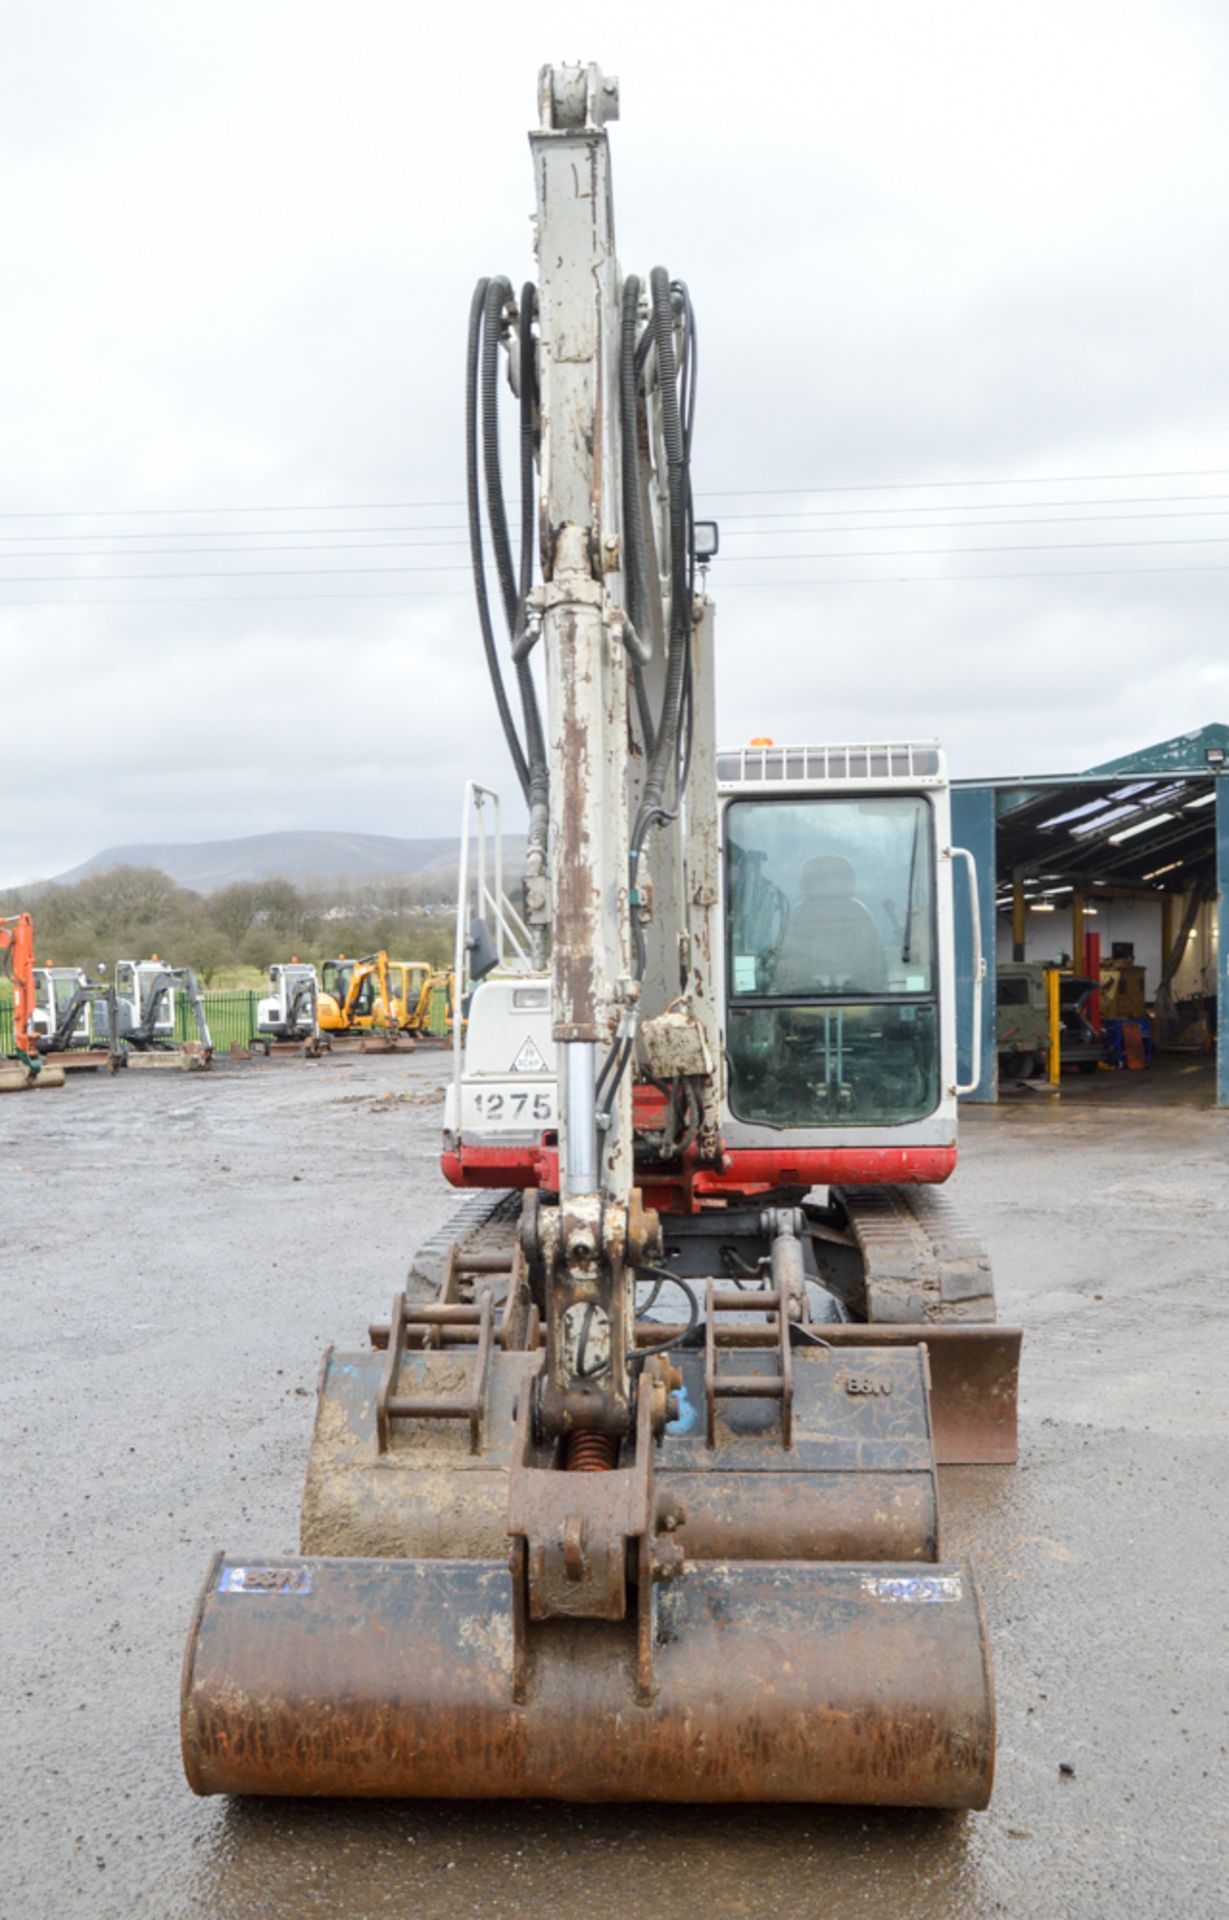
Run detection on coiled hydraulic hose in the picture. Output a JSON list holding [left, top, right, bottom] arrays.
[[467, 276, 550, 841], [634, 265, 691, 841], [620, 274, 657, 758], [516, 281, 549, 872], [466, 277, 529, 798]]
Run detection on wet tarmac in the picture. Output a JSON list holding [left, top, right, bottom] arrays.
[[2, 1051, 1227, 1918]]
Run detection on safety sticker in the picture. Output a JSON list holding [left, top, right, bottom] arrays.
[[511, 1035, 547, 1073], [862, 1574, 962, 1604], [218, 1565, 312, 1596]]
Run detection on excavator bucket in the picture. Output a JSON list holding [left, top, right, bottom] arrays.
[[0, 1060, 66, 1091], [183, 1551, 993, 1806], [183, 1333, 996, 1807]]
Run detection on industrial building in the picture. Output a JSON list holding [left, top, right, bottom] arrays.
[[952, 724, 1227, 1105]]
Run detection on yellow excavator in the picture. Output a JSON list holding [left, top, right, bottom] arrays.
[[377, 960, 434, 1032], [405, 965, 460, 1042], [318, 953, 403, 1046]]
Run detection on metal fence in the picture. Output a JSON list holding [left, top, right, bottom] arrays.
[[0, 989, 264, 1055], [2, 983, 454, 1052]]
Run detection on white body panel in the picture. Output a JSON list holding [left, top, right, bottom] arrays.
[[444, 974, 558, 1146]]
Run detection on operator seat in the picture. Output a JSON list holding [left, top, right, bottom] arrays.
[[772, 854, 888, 993]]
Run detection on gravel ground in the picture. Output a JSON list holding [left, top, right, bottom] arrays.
[[2, 1050, 1226, 1918]]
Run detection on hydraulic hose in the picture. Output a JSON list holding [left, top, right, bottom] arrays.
[[480, 277, 519, 632], [517, 281, 550, 872], [633, 266, 691, 852], [620, 275, 657, 757], [466, 277, 530, 797]]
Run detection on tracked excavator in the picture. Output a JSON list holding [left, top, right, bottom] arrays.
[[0, 914, 66, 1090], [318, 952, 411, 1050], [183, 64, 1021, 1808]]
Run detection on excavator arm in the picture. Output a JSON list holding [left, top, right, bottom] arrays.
[[1, 914, 66, 1089], [0, 913, 39, 1068]]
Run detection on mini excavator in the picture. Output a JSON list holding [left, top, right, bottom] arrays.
[[183, 63, 1021, 1808]]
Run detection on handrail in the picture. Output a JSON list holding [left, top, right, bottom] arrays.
[[953, 846, 985, 1096]]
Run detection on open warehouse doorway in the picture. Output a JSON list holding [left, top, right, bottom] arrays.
[[951, 725, 1228, 1107]]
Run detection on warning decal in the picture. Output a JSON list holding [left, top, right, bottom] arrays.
[[511, 1036, 547, 1073]]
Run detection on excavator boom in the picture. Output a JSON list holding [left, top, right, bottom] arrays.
[[1, 914, 66, 1090]]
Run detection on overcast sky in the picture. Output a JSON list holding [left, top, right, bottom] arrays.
[[2, 0, 1228, 885]]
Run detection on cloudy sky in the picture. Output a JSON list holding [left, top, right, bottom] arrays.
[[2, 0, 1227, 884]]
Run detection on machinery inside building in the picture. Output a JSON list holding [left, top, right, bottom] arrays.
[[952, 724, 1227, 1106]]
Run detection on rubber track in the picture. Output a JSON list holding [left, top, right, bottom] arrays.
[[405, 1188, 522, 1301], [832, 1185, 996, 1325]]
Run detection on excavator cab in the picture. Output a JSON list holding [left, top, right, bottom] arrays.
[[720, 746, 957, 1146]]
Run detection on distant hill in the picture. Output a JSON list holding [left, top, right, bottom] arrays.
[[49, 829, 524, 894]]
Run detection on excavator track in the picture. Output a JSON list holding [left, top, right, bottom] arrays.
[[832, 1183, 997, 1323], [405, 1188, 521, 1302]]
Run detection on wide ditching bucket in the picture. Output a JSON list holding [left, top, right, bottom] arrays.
[[182, 1549, 993, 1805], [183, 1336, 996, 1808]]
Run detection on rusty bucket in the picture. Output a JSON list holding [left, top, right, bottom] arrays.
[[183, 1551, 994, 1807]]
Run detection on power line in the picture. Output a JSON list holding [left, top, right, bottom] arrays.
[[717, 535, 1229, 563], [6, 506, 1229, 563], [5, 561, 1229, 607], [0, 500, 468, 521], [698, 467, 1229, 498], [0, 540, 472, 560], [5, 533, 1229, 585], [5, 490, 1229, 544], [0, 524, 469, 543], [719, 563, 1229, 585], [724, 510, 1229, 536], [0, 588, 472, 606], [711, 491, 1229, 520], [3, 466, 1229, 521]]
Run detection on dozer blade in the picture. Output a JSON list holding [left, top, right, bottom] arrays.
[[127, 1046, 211, 1072], [816, 1324, 1022, 1465], [182, 1552, 994, 1807], [327, 1032, 414, 1054]]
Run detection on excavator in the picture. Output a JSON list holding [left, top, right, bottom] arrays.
[[33, 967, 123, 1073], [118, 964, 213, 1070], [406, 963, 460, 1043], [375, 959, 432, 1033], [0, 914, 66, 1090], [183, 65, 1021, 1809], [255, 961, 324, 1055], [318, 951, 411, 1049]]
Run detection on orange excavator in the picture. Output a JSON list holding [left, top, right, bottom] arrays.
[[0, 914, 66, 1091]]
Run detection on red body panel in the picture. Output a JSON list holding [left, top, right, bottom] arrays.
[[442, 1141, 956, 1210]]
